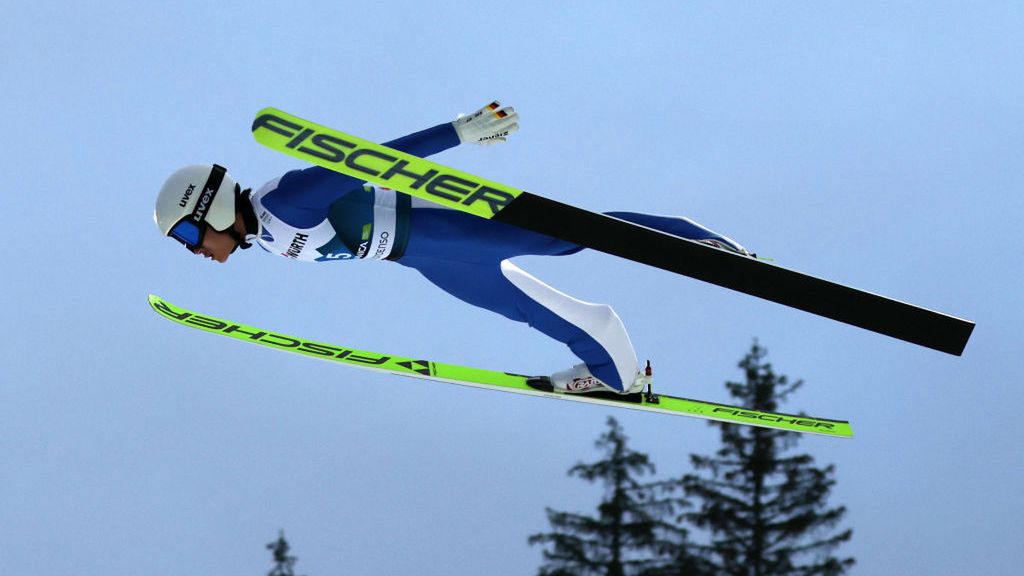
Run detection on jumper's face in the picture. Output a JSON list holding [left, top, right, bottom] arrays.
[[189, 227, 237, 263]]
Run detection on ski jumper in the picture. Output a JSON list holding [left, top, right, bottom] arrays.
[[248, 122, 744, 391]]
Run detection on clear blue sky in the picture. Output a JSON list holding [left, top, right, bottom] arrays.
[[2, 1, 1021, 574]]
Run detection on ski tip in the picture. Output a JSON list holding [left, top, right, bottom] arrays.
[[251, 107, 294, 137], [254, 105, 282, 118]]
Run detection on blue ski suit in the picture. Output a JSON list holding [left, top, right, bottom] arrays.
[[248, 122, 744, 391]]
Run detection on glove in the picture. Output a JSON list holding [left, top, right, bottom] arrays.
[[452, 100, 519, 146]]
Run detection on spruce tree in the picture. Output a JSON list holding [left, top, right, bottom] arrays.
[[682, 342, 854, 576], [529, 417, 703, 576]]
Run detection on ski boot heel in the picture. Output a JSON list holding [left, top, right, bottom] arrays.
[[526, 376, 555, 392]]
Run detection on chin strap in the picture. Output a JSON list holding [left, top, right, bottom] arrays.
[[228, 230, 250, 252]]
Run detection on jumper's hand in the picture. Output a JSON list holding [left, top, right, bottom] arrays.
[[453, 100, 519, 146]]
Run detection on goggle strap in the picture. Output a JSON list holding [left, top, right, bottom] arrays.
[[186, 164, 227, 225]]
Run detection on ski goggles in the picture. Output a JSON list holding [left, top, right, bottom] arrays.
[[168, 164, 227, 251], [169, 218, 207, 251]]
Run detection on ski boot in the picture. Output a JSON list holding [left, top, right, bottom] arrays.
[[528, 363, 649, 395]]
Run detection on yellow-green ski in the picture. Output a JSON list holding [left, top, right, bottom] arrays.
[[149, 295, 852, 438], [252, 107, 523, 218]]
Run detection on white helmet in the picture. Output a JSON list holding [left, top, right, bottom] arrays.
[[154, 164, 240, 249]]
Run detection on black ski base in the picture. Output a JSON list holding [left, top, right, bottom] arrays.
[[495, 193, 974, 356]]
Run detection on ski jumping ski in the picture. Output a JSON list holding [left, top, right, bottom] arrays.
[[149, 295, 853, 438], [251, 107, 975, 356]]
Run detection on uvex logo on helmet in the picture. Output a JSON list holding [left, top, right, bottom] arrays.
[[192, 185, 216, 222], [178, 184, 196, 208]]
